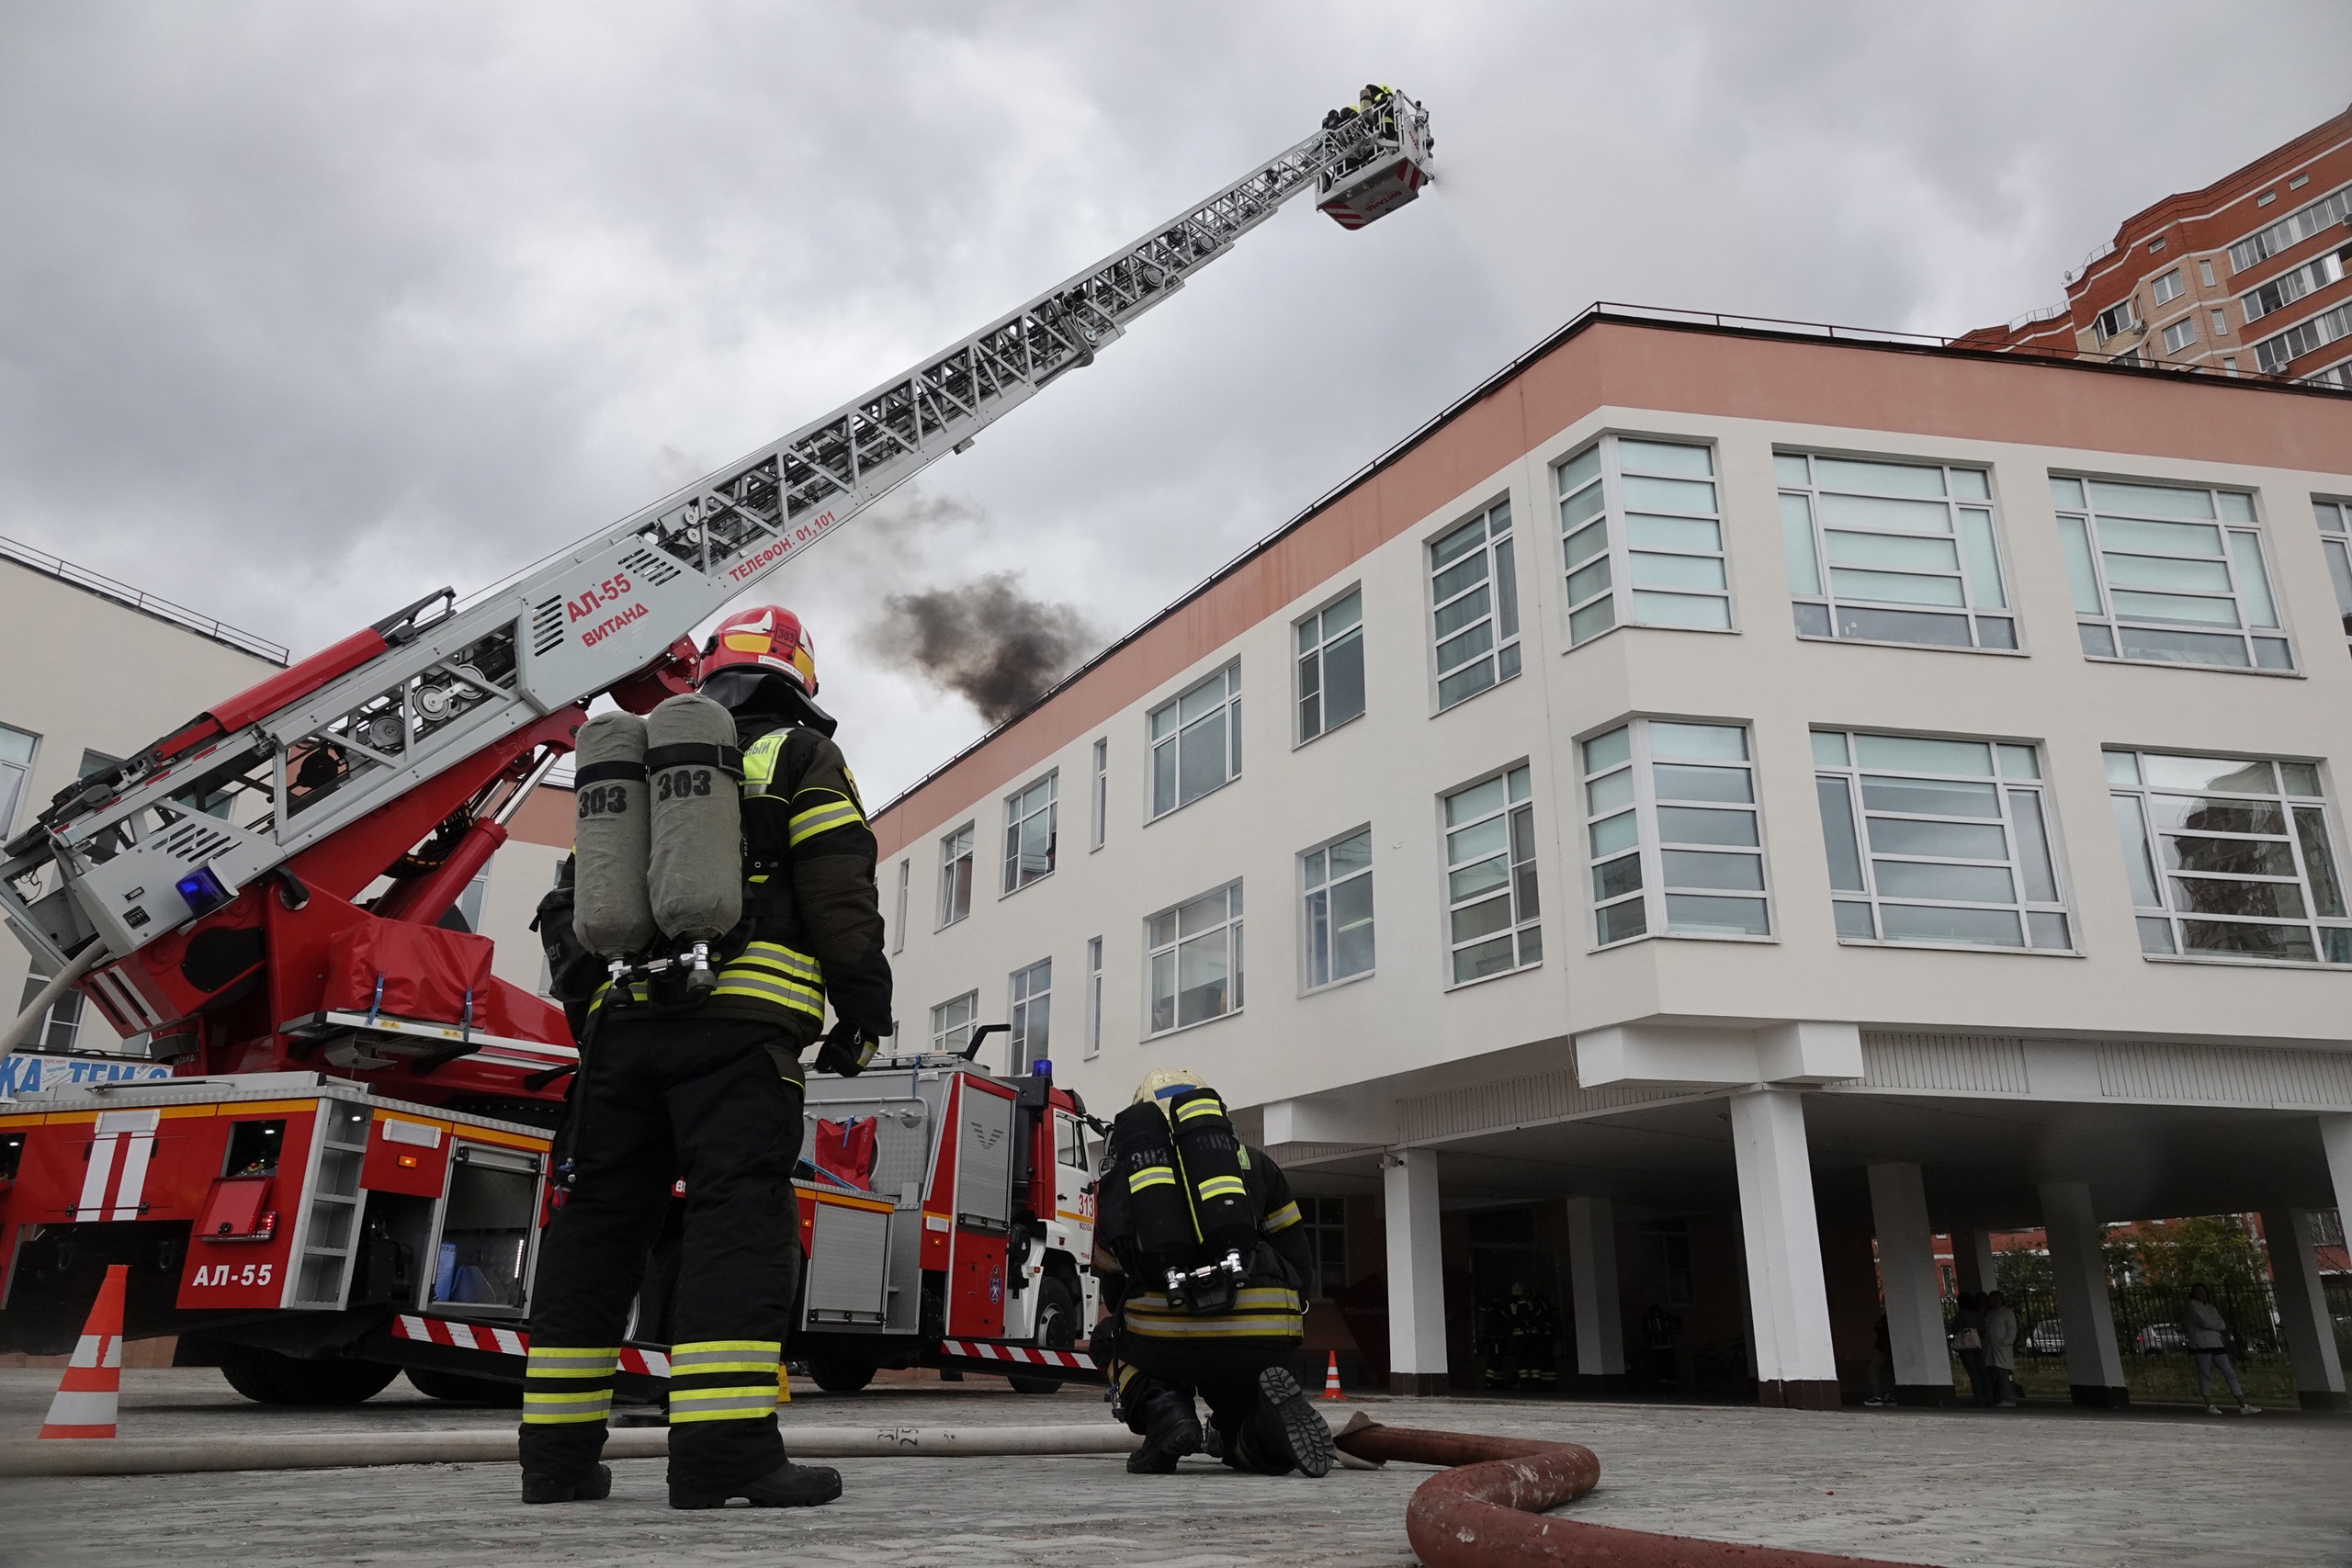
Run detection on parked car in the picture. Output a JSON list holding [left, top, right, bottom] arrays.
[[2133, 1322, 2188, 1356], [2024, 1319, 2065, 1354]]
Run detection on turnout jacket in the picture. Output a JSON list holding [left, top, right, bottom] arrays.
[[1092, 1143, 1313, 1348]]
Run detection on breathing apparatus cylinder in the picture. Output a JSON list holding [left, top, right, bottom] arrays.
[[644, 692, 743, 951], [1110, 1100, 1199, 1269], [570, 711, 655, 959], [1166, 1088, 1260, 1259]]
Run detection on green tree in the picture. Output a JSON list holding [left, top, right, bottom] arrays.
[[2129, 1214, 2270, 1292], [1996, 1246, 2052, 1297]]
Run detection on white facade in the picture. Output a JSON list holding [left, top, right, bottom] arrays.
[[875, 314, 2352, 1405]]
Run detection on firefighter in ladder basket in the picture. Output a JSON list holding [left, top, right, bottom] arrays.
[[1091, 1069, 1335, 1477], [521, 605, 893, 1509]]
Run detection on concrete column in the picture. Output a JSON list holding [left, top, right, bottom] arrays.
[[2039, 1180, 2127, 1407], [1867, 1163, 1954, 1406], [1951, 1228, 1996, 1297], [1382, 1148, 1447, 1395], [2260, 1207, 2346, 1410], [2324, 1114, 2352, 1227], [1563, 1196, 1626, 1392], [1728, 1088, 1839, 1409]]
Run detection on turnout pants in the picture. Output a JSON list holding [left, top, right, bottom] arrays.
[[1112, 1286, 1306, 1474], [520, 1013, 808, 1492]]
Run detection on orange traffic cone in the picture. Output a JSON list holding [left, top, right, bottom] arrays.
[[38, 1264, 127, 1439], [1320, 1350, 1344, 1402]]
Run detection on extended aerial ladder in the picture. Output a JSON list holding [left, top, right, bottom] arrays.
[[0, 94, 1433, 1115]]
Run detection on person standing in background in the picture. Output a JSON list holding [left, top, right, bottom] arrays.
[[2185, 1282, 2260, 1416], [1981, 1290, 2018, 1408], [1951, 1291, 1989, 1406]]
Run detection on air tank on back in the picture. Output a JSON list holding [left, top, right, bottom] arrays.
[[570, 711, 656, 958], [645, 692, 743, 951]]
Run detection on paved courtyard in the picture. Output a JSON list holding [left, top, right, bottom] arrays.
[[0, 1369, 2346, 1566]]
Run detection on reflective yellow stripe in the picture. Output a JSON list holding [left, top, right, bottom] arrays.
[[673, 1340, 783, 1354], [787, 796, 864, 847], [1197, 1175, 1247, 1200], [1174, 1097, 1224, 1122], [741, 734, 786, 794], [523, 1386, 615, 1423], [1265, 1201, 1302, 1234], [711, 973, 824, 1019], [741, 942, 821, 979], [1128, 1166, 1176, 1190], [527, 1347, 619, 1371], [668, 1385, 780, 1422]]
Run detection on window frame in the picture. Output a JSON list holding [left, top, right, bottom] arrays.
[[1001, 770, 1058, 897], [2159, 315, 2198, 355], [929, 989, 979, 1055], [936, 821, 976, 929], [1295, 585, 1367, 745], [2106, 748, 2352, 968], [1811, 729, 2075, 955], [1084, 935, 1103, 1058], [1441, 762, 1544, 987], [1007, 957, 1052, 1072], [1581, 719, 1774, 948], [2152, 268, 2185, 306], [1148, 663, 1242, 819], [16, 967, 85, 1052], [0, 721, 40, 839], [891, 859, 909, 954], [1297, 1196, 1348, 1300], [1144, 880, 1244, 1037], [1090, 738, 1108, 851], [1556, 434, 1736, 648], [1777, 450, 2018, 654], [1300, 824, 1375, 993], [2314, 499, 2352, 657], [2052, 475, 2294, 673], [1428, 499, 1521, 713]]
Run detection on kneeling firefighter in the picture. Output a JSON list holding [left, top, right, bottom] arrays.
[[520, 605, 893, 1509], [1091, 1069, 1335, 1477]]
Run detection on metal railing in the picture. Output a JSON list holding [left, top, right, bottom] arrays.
[[0, 534, 288, 665]]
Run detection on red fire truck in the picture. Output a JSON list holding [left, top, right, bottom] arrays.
[[0, 93, 1432, 1404]]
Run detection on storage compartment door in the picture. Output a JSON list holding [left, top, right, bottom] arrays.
[[801, 1202, 889, 1325]]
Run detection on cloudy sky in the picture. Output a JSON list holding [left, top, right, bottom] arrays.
[[4, 3, 2347, 801]]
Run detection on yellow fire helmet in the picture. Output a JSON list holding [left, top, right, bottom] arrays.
[[1132, 1067, 1209, 1115]]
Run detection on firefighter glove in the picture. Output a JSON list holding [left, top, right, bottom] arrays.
[[817, 1016, 891, 1077]]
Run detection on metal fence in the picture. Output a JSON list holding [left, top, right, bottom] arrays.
[[1976, 1279, 2352, 1361]]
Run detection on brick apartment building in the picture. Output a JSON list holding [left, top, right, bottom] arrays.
[[1962, 104, 2352, 389]]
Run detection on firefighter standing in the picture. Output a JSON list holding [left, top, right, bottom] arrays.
[[1503, 1280, 1560, 1393], [519, 605, 893, 1509], [1091, 1069, 1335, 1478]]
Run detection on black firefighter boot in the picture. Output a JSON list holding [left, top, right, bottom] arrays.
[[1228, 1366, 1335, 1478], [670, 1461, 843, 1509], [521, 1463, 613, 1505], [1125, 1386, 1204, 1473]]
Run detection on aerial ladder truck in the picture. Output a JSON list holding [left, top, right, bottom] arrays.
[[0, 93, 1434, 1405]]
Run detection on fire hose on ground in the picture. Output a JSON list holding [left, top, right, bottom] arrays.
[[0, 1412, 1926, 1568]]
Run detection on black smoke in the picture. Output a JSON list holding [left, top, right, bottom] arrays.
[[866, 573, 1102, 727]]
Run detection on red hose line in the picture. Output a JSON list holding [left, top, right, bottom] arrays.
[[1332, 1424, 1927, 1568]]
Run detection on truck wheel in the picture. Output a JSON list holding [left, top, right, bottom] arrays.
[[1007, 1277, 1077, 1394], [807, 1352, 876, 1393], [406, 1368, 526, 1407], [219, 1346, 401, 1406]]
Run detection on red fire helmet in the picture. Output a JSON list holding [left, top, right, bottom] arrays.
[[698, 605, 818, 697]]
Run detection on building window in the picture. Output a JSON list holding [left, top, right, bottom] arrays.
[[16, 968, 85, 1052], [1812, 731, 2070, 951], [1008, 959, 1051, 1071], [1430, 500, 1520, 710], [2106, 750, 2350, 965], [2198, 259, 2217, 288], [891, 860, 909, 953], [1559, 436, 1731, 645], [2209, 310, 2229, 338], [2316, 501, 2352, 654], [1779, 453, 2014, 650], [1149, 664, 1240, 817], [2052, 477, 2290, 671], [937, 823, 975, 928], [1147, 883, 1242, 1034], [2152, 269, 2184, 305], [1002, 772, 1057, 894], [930, 990, 978, 1054], [2252, 299, 2351, 374], [1296, 588, 1365, 742], [1298, 1197, 1347, 1298], [1084, 936, 1103, 1058], [2227, 180, 2352, 271], [1090, 739, 1108, 850], [1302, 828, 1374, 989], [2094, 301, 2136, 343], [0, 723, 36, 837], [1583, 721, 1769, 945], [1443, 764, 1542, 981], [2161, 317, 2198, 355]]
